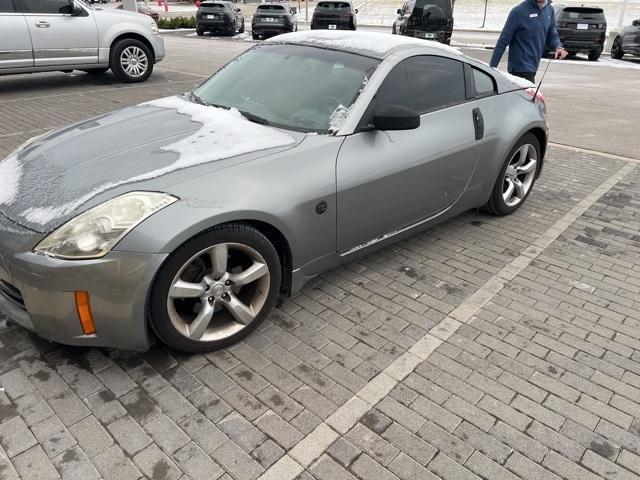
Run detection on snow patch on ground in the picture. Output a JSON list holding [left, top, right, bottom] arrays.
[[0, 155, 21, 206], [21, 96, 296, 225], [267, 30, 460, 57]]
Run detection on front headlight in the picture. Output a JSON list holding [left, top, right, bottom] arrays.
[[34, 191, 177, 259], [150, 22, 160, 34]]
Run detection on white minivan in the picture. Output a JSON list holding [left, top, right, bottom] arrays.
[[0, 0, 165, 82]]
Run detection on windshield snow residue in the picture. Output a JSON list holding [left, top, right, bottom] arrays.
[[0, 154, 21, 206], [20, 96, 296, 225]]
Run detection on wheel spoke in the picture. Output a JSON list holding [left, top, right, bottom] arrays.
[[515, 145, 529, 167], [517, 158, 537, 174], [170, 280, 206, 299], [503, 178, 515, 203], [228, 261, 268, 286], [223, 293, 255, 325], [513, 178, 525, 198], [188, 300, 215, 339], [209, 245, 228, 279]]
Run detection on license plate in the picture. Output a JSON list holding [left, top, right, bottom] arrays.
[[266, 17, 275, 22], [329, 24, 337, 29], [207, 14, 216, 19], [424, 32, 435, 38], [577, 23, 589, 29]]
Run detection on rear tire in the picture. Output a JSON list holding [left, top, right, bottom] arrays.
[[483, 133, 541, 216], [109, 38, 153, 83], [150, 223, 282, 353], [239, 21, 245, 33], [611, 36, 624, 59], [252, 32, 259, 40], [588, 48, 602, 61], [196, 26, 205, 36]]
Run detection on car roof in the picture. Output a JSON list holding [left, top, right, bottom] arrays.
[[265, 31, 462, 60]]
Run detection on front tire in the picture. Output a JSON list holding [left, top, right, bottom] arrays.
[[149, 223, 282, 353], [109, 38, 153, 83], [483, 133, 541, 216], [611, 37, 624, 59]]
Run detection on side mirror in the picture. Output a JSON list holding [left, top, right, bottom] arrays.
[[291, 6, 297, 13], [373, 105, 420, 131], [633, 19, 640, 26], [236, 8, 241, 12], [354, 8, 358, 13], [397, 8, 402, 14]]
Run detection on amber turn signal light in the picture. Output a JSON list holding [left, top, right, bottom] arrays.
[[75, 291, 96, 335]]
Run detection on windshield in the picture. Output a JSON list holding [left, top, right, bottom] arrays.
[[317, 2, 352, 10], [193, 44, 379, 133]]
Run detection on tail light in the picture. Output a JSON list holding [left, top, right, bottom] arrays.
[[525, 87, 545, 105]]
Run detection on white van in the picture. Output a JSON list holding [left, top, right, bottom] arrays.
[[0, 0, 165, 82]]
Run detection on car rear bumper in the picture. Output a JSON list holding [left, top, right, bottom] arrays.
[[311, 23, 354, 30], [0, 216, 165, 351], [404, 29, 451, 43], [197, 19, 234, 29], [252, 24, 292, 36]]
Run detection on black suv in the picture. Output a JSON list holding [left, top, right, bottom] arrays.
[[392, 0, 453, 45], [311, 1, 358, 31], [196, 1, 245, 36], [612, 19, 640, 59], [252, 3, 298, 40], [553, 5, 606, 60]]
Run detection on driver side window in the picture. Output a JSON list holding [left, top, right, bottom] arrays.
[[23, 0, 73, 14]]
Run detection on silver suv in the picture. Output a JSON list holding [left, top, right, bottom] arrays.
[[0, 0, 165, 83]]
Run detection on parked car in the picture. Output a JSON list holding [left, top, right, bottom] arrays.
[[196, 1, 244, 36], [0, 0, 164, 82], [311, 1, 357, 30], [116, 2, 160, 22], [252, 2, 297, 40], [553, 5, 606, 61], [0, 31, 548, 353], [611, 18, 640, 59], [392, 0, 454, 44]]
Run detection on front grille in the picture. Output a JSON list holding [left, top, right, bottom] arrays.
[[0, 279, 26, 310]]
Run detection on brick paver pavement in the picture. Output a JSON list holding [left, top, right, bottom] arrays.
[[1, 36, 639, 480]]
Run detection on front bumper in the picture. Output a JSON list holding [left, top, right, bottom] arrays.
[[0, 215, 166, 351], [151, 33, 166, 63]]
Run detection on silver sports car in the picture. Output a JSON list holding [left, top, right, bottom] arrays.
[[0, 31, 548, 352]]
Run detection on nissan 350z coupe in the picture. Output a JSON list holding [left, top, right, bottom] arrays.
[[0, 31, 548, 353]]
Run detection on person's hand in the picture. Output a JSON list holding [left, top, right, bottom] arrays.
[[554, 48, 569, 60]]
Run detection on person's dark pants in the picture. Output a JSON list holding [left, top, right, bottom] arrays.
[[511, 71, 536, 83]]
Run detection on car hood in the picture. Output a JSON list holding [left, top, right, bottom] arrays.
[[0, 96, 301, 234]]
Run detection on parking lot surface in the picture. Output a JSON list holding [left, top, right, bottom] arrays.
[[1, 35, 640, 480]]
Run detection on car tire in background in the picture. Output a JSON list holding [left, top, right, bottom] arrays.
[[588, 48, 602, 61], [109, 38, 154, 83], [239, 21, 245, 33], [252, 32, 259, 40], [483, 133, 541, 216], [611, 37, 624, 59], [149, 223, 282, 353], [196, 26, 205, 36]]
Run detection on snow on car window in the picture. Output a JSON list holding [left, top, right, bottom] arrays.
[[19, 96, 296, 225]]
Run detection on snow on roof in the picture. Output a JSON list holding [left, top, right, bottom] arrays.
[[20, 96, 296, 225], [265, 30, 461, 58]]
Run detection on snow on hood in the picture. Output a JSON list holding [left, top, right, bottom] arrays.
[[5, 96, 296, 227], [0, 154, 20, 206], [266, 30, 460, 58]]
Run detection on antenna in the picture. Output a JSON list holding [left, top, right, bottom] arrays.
[[532, 53, 553, 102]]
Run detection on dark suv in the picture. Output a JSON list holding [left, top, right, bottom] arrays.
[[392, 0, 453, 44], [311, 1, 358, 30], [553, 5, 606, 60], [196, 1, 245, 36], [611, 19, 640, 59], [252, 3, 298, 40]]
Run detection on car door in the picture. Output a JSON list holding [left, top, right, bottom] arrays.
[[336, 55, 481, 253], [0, 0, 33, 69], [630, 20, 640, 51], [22, 0, 99, 66]]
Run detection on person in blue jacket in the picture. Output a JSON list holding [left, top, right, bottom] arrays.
[[490, 0, 568, 82]]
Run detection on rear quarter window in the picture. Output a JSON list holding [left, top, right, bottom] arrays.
[[472, 67, 496, 97]]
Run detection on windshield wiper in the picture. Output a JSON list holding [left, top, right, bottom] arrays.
[[238, 110, 271, 126], [187, 92, 231, 110]]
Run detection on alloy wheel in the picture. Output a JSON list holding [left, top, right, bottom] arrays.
[[502, 143, 537, 207], [120, 46, 149, 78], [166, 242, 270, 342]]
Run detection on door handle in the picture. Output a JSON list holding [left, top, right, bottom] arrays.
[[472, 108, 484, 141], [35, 21, 50, 28]]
